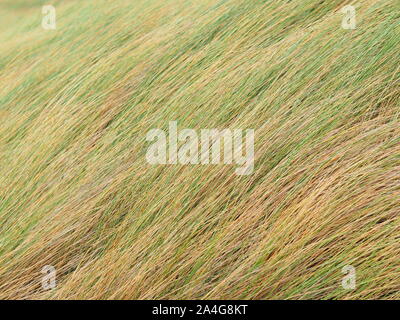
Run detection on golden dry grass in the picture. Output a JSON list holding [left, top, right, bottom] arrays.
[[0, 0, 399, 299]]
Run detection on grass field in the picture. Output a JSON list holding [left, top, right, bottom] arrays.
[[0, 0, 399, 299]]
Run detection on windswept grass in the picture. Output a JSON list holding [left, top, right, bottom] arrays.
[[0, 0, 399, 299]]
